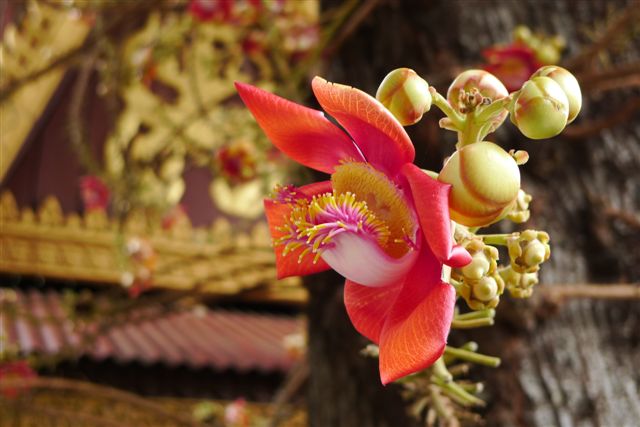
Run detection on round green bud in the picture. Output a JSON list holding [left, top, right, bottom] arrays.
[[438, 141, 520, 227], [531, 65, 581, 123], [376, 68, 432, 126], [473, 276, 499, 302], [447, 69, 509, 114], [461, 253, 491, 280], [512, 76, 569, 139]]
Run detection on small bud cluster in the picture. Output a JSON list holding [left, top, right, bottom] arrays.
[[507, 189, 532, 223], [507, 230, 550, 273], [453, 239, 504, 310]]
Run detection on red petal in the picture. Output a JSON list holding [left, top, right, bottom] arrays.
[[378, 246, 456, 384], [311, 77, 415, 175], [236, 82, 364, 174], [344, 279, 403, 343], [264, 199, 330, 278], [401, 164, 471, 268]]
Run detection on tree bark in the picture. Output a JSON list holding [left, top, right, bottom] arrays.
[[307, 0, 640, 425], [306, 271, 415, 427]]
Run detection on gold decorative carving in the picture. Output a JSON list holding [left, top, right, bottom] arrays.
[[0, 191, 305, 304], [0, 1, 91, 181]]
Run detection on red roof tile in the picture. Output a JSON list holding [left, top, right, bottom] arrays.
[[0, 289, 302, 373]]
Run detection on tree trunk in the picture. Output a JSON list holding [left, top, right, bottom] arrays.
[[306, 271, 416, 427], [307, 0, 640, 425]]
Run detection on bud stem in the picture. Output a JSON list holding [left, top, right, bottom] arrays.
[[432, 357, 453, 383], [444, 346, 501, 367], [432, 377, 486, 407], [430, 87, 464, 129], [455, 308, 496, 321], [479, 233, 511, 246], [451, 317, 495, 329]]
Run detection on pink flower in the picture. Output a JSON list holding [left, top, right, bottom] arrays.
[[236, 78, 471, 384], [224, 398, 248, 426], [189, 0, 233, 22], [482, 44, 542, 92], [80, 175, 110, 211]]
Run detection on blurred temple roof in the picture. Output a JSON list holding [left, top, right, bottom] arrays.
[[0, 288, 302, 374]]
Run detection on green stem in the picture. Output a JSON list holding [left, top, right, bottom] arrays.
[[479, 233, 511, 246], [432, 357, 453, 383], [457, 111, 482, 148], [430, 88, 464, 129], [474, 95, 513, 123], [432, 377, 485, 407], [454, 309, 495, 321], [451, 317, 494, 329], [444, 346, 501, 367]]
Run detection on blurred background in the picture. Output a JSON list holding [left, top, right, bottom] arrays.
[[0, 0, 638, 426]]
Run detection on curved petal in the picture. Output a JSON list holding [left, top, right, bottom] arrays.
[[320, 233, 419, 288], [264, 199, 331, 278], [344, 279, 402, 344], [236, 82, 364, 174], [311, 77, 415, 175], [401, 164, 471, 268], [378, 246, 456, 385]]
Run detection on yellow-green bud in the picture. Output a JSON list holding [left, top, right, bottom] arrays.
[[376, 68, 432, 126], [474, 276, 500, 302], [511, 76, 569, 139], [447, 69, 509, 116], [531, 65, 581, 123], [507, 230, 550, 273], [500, 266, 539, 298], [513, 25, 532, 44], [507, 189, 532, 223], [438, 141, 520, 227]]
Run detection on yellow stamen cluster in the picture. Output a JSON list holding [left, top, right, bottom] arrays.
[[275, 191, 390, 264], [332, 162, 416, 258]]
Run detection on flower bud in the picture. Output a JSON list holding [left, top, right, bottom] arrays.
[[376, 68, 432, 126], [507, 230, 550, 273], [506, 189, 532, 223], [447, 69, 508, 116], [453, 238, 499, 282], [458, 274, 505, 310], [531, 65, 581, 123], [500, 266, 539, 298], [453, 239, 503, 310], [438, 141, 520, 227], [511, 76, 569, 139]]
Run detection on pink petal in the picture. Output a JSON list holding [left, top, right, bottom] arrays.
[[401, 164, 471, 268], [344, 279, 402, 344], [263, 180, 333, 278], [311, 77, 415, 175], [378, 246, 456, 385], [321, 233, 418, 288], [236, 82, 364, 174]]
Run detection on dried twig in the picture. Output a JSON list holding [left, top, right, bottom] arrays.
[[539, 283, 640, 302], [563, 97, 640, 139], [565, 2, 640, 71]]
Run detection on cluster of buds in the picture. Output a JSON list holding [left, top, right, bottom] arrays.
[[511, 65, 582, 139], [453, 239, 504, 310], [367, 59, 579, 427], [507, 230, 550, 273]]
